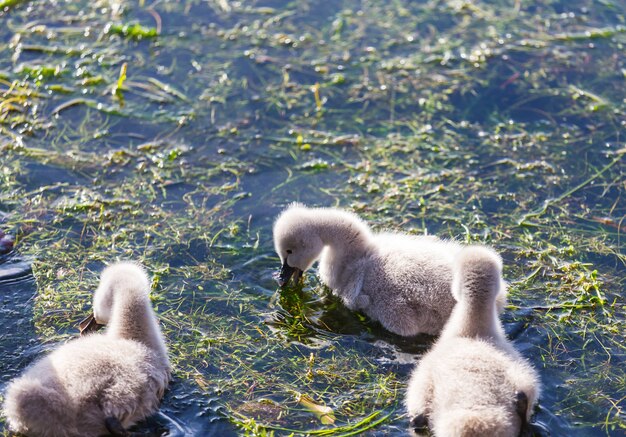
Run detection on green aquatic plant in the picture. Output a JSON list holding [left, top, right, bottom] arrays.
[[105, 22, 158, 40], [0, 0, 27, 9], [112, 62, 127, 105]]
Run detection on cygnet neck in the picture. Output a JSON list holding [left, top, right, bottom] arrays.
[[445, 294, 503, 341], [108, 288, 167, 362], [311, 209, 372, 254]]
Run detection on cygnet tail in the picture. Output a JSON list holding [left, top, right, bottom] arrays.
[[451, 245, 503, 304], [434, 407, 514, 437], [4, 378, 73, 437]]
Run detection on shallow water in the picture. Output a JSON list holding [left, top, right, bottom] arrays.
[[1, 0, 625, 435]]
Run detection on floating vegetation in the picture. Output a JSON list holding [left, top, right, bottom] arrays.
[[0, 0, 27, 10], [105, 22, 158, 40], [1, 0, 625, 435], [112, 62, 127, 105]]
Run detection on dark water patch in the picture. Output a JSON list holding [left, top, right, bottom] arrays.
[[0, 257, 37, 385], [155, 381, 239, 437], [514, 320, 624, 436], [18, 162, 88, 190], [0, 259, 32, 282]]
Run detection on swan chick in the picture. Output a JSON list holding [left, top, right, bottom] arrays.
[[3, 261, 170, 437], [405, 246, 540, 436], [273, 203, 507, 336]]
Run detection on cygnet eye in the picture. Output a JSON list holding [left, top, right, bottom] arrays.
[[286, 249, 293, 254]]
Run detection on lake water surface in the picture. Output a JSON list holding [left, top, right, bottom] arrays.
[[1, 0, 625, 435]]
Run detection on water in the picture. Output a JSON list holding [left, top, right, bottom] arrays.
[[1, 0, 625, 435]]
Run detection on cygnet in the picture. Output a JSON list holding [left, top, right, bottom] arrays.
[[405, 246, 540, 437], [273, 204, 507, 336], [3, 261, 170, 437]]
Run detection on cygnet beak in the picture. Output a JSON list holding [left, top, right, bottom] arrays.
[[515, 391, 530, 436], [277, 261, 302, 287], [410, 414, 429, 434], [78, 313, 105, 336]]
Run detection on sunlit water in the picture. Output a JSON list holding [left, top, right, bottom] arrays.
[[1, 0, 625, 436]]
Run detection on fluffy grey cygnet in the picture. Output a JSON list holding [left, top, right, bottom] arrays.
[[273, 203, 507, 336], [405, 246, 540, 437], [3, 262, 170, 437]]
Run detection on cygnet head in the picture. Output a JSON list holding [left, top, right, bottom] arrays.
[[273, 203, 324, 286], [79, 261, 151, 334], [451, 245, 503, 305]]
